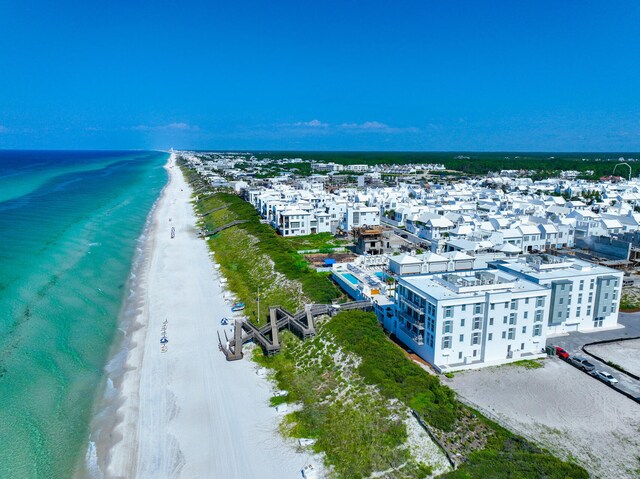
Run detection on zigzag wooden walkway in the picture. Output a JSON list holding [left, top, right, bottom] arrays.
[[218, 301, 373, 361]]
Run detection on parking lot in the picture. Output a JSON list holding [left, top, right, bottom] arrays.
[[447, 358, 640, 479], [548, 312, 640, 400]]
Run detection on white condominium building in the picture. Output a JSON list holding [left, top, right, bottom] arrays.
[[492, 255, 623, 334], [385, 270, 551, 372]]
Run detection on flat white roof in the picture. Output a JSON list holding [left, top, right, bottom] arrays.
[[496, 255, 622, 281], [400, 270, 547, 301]]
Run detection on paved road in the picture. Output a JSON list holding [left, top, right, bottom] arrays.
[[547, 312, 640, 401]]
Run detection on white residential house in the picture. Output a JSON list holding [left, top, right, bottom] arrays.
[[599, 218, 624, 236], [276, 208, 311, 237], [537, 223, 559, 249], [345, 204, 380, 230], [516, 224, 545, 253], [567, 210, 601, 238], [420, 217, 455, 241], [489, 228, 523, 252]]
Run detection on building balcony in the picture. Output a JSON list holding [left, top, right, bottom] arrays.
[[399, 321, 424, 345], [399, 297, 425, 315]]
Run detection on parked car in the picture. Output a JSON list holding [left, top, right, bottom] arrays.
[[592, 370, 618, 385], [569, 355, 596, 372], [554, 346, 570, 359]]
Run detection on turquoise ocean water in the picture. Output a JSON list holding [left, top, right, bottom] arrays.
[[0, 150, 168, 478]]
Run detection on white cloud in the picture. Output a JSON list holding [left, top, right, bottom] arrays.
[[339, 121, 419, 134], [166, 122, 192, 130], [340, 121, 389, 130], [293, 119, 329, 128], [132, 122, 198, 131]]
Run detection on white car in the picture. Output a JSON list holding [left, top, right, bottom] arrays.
[[593, 370, 618, 385]]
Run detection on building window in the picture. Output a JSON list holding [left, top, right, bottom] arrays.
[[557, 311, 562, 319], [461, 304, 466, 312], [489, 318, 494, 326], [525, 298, 530, 305], [559, 297, 564, 305], [509, 313, 517, 325], [576, 307, 581, 317], [587, 307, 591, 316], [508, 328, 515, 340], [535, 310, 543, 322], [490, 303, 495, 311], [590, 279, 595, 289], [443, 321, 453, 334], [536, 297, 545, 308], [442, 336, 452, 349], [459, 334, 464, 342], [474, 304, 483, 315], [604, 292, 609, 299], [522, 326, 527, 334], [458, 351, 463, 360], [473, 349, 478, 357], [461, 318, 465, 327], [523, 311, 528, 319], [579, 280, 584, 291], [521, 342, 525, 350], [503, 316, 508, 324], [501, 331, 506, 339], [444, 306, 453, 318], [472, 332, 481, 345], [510, 300, 517, 310], [488, 333, 493, 341], [588, 293, 593, 303], [473, 318, 481, 330], [533, 324, 542, 336]]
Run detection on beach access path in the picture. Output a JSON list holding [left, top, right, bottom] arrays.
[[106, 155, 307, 479]]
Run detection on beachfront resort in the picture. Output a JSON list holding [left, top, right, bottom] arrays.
[[175, 151, 640, 479]]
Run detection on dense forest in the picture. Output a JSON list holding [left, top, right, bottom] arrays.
[[242, 151, 640, 180]]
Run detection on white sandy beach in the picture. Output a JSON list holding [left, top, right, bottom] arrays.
[[105, 155, 308, 479]]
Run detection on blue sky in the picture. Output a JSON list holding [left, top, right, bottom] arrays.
[[0, 0, 639, 151]]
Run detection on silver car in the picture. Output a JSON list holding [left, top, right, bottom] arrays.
[[593, 370, 618, 385]]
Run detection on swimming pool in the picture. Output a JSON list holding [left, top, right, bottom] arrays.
[[375, 272, 385, 279], [342, 273, 360, 284]]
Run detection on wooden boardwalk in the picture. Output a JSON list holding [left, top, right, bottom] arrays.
[[219, 301, 372, 361], [198, 220, 248, 238], [198, 205, 227, 218]]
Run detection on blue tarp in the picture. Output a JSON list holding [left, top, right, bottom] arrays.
[[324, 258, 337, 265]]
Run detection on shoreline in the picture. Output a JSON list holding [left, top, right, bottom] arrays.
[[96, 155, 307, 478]]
